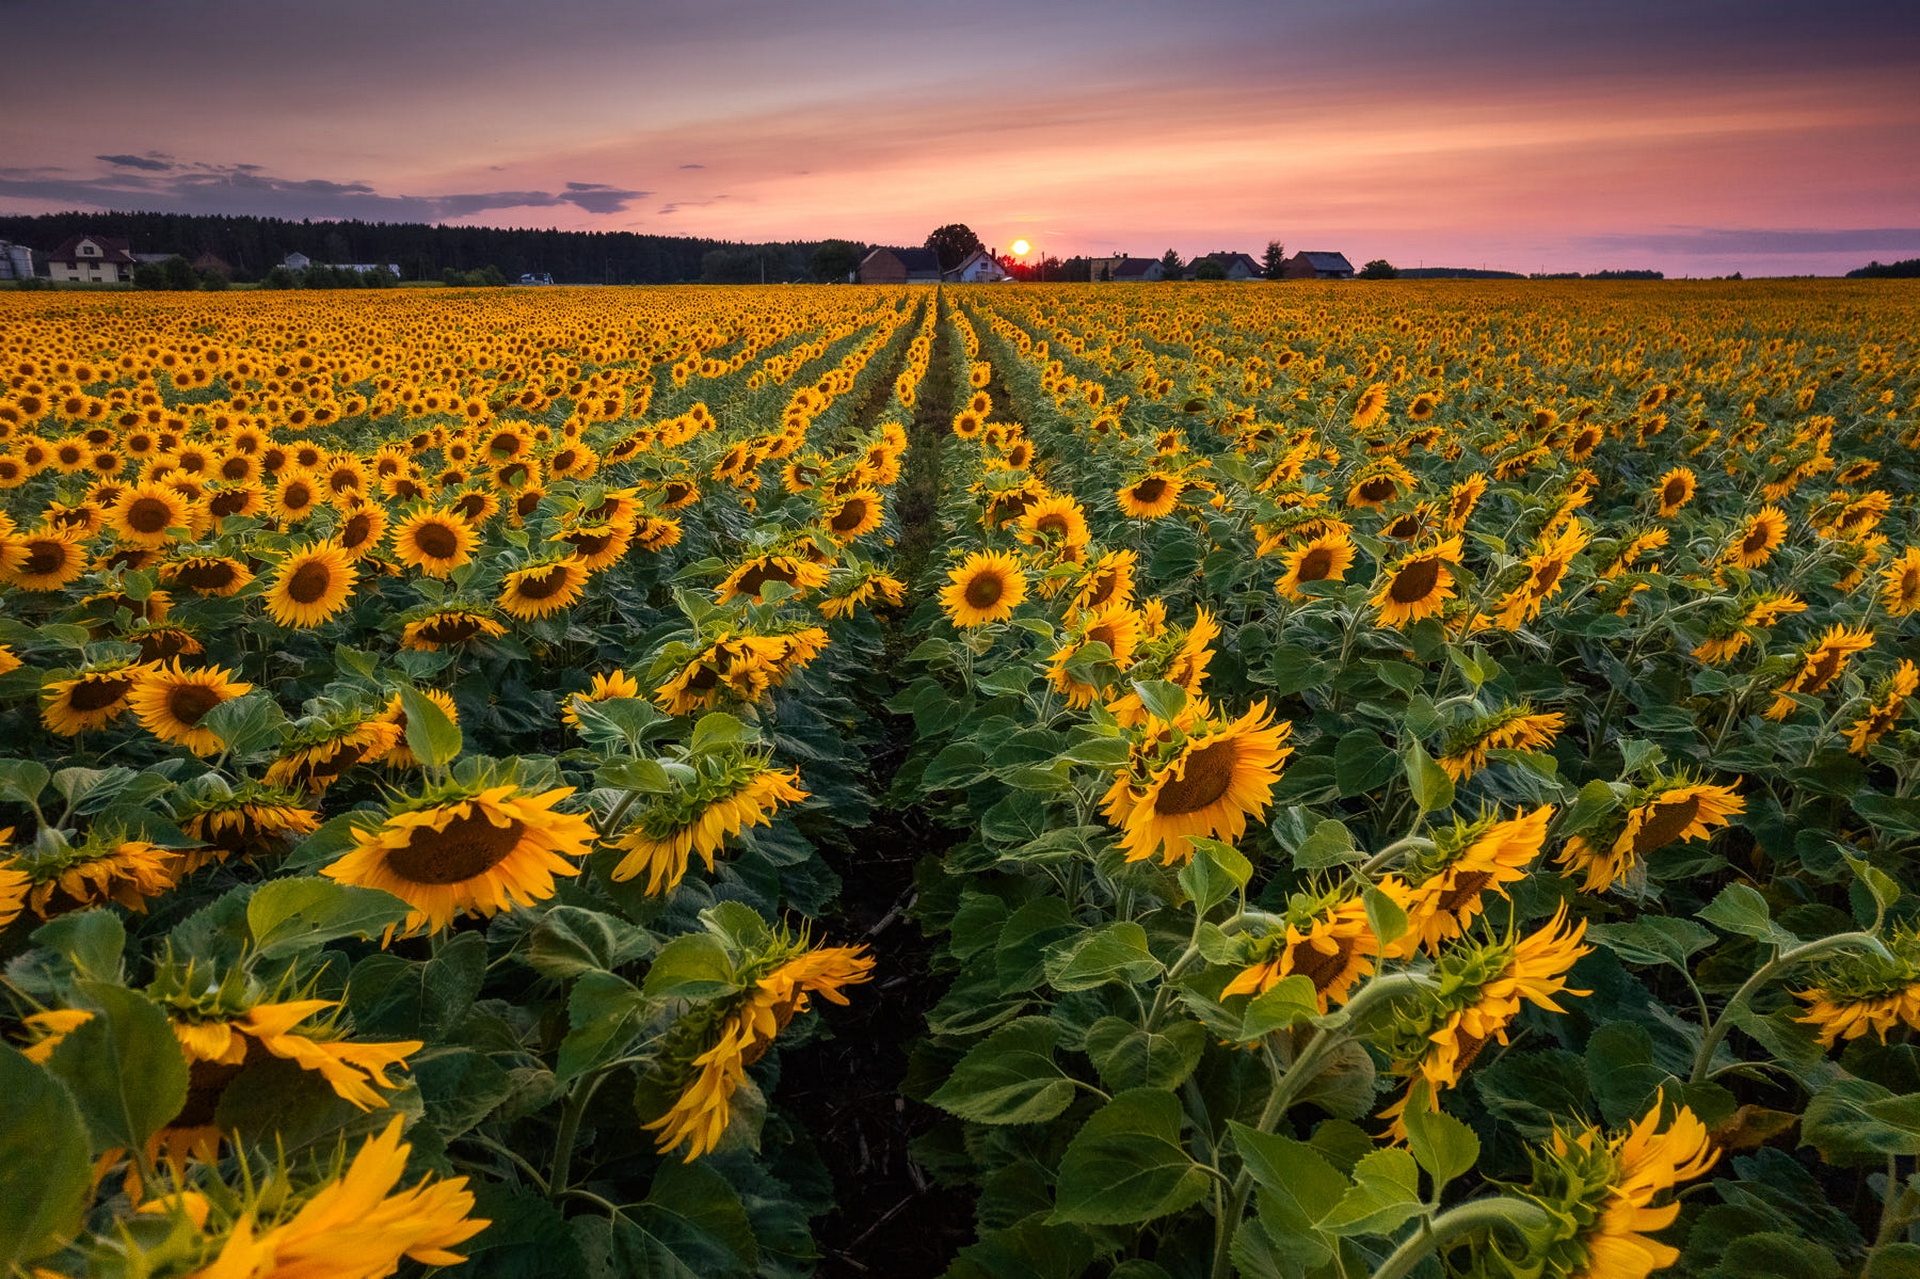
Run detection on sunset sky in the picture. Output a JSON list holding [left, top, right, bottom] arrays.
[[3, 0, 1917, 276]]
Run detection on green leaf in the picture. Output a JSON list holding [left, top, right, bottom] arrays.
[[1335, 729, 1399, 798], [45, 983, 189, 1154], [977, 665, 1036, 697], [199, 692, 289, 757], [1051, 1089, 1210, 1225], [558, 971, 649, 1082], [346, 931, 488, 1039], [0, 1048, 92, 1268], [1044, 922, 1164, 992], [596, 758, 674, 793], [397, 684, 462, 768], [1560, 779, 1622, 836], [1364, 886, 1409, 950], [1056, 736, 1132, 769], [928, 1017, 1075, 1125], [1699, 883, 1797, 948], [1084, 1016, 1205, 1093], [1847, 854, 1901, 919], [527, 906, 654, 979], [1294, 818, 1362, 870], [585, 1162, 757, 1279], [1318, 1147, 1423, 1235], [1586, 917, 1718, 971], [30, 910, 125, 982], [689, 711, 747, 753], [0, 758, 50, 806], [1369, 660, 1423, 696], [246, 878, 411, 958], [643, 933, 738, 1000], [1228, 1122, 1348, 1270], [1180, 837, 1251, 912], [1405, 740, 1455, 813], [1130, 680, 1188, 724], [1237, 974, 1320, 1040], [1402, 1089, 1481, 1189], [996, 897, 1077, 992], [1801, 1079, 1920, 1164]]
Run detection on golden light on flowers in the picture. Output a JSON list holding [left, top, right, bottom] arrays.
[[400, 606, 508, 650], [391, 506, 477, 577], [323, 782, 594, 937], [1652, 466, 1696, 516], [264, 716, 404, 795], [1846, 659, 1918, 756], [1116, 472, 1180, 520], [1728, 504, 1789, 568], [715, 552, 831, 604], [1557, 778, 1745, 893], [162, 554, 254, 597], [1017, 494, 1092, 549], [1494, 522, 1589, 630], [372, 687, 461, 770], [167, 998, 422, 1113], [11, 832, 181, 917], [1394, 805, 1552, 952], [127, 659, 252, 756], [109, 481, 192, 547], [265, 541, 358, 627], [1, 525, 88, 591], [561, 668, 641, 727], [1437, 704, 1566, 782], [1046, 603, 1141, 709], [42, 659, 149, 735], [940, 549, 1027, 627], [821, 488, 883, 542], [1765, 623, 1875, 720], [1222, 887, 1412, 1013], [1881, 545, 1920, 615], [818, 567, 905, 619], [1351, 382, 1390, 431], [1073, 548, 1138, 615], [177, 785, 320, 869], [654, 627, 829, 715], [1442, 473, 1487, 533], [1372, 535, 1463, 627], [1345, 459, 1414, 510], [609, 762, 807, 895], [647, 942, 873, 1160], [1274, 528, 1356, 600], [497, 554, 589, 620], [183, 1115, 487, 1277], [1101, 700, 1292, 865]]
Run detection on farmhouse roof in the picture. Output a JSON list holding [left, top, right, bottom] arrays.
[[1300, 251, 1354, 273], [47, 235, 138, 265], [1110, 257, 1158, 278]]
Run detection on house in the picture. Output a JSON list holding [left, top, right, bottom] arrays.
[[193, 252, 233, 279], [1109, 257, 1165, 282], [282, 253, 400, 276], [944, 248, 1011, 283], [1188, 252, 1263, 281], [282, 252, 313, 271], [46, 235, 139, 283], [519, 272, 556, 286], [0, 241, 33, 280], [1281, 251, 1355, 280], [857, 246, 943, 284]]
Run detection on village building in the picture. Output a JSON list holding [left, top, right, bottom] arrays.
[[0, 241, 34, 280], [944, 247, 1012, 283], [281, 252, 400, 276], [856, 246, 943, 284], [1097, 256, 1164, 282], [46, 234, 139, 283], [1281, 251, 1356, 280], [1187, 252, 1264, 280]]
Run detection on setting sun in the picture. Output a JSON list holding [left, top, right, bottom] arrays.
[[1008, 238, 1031, 257]]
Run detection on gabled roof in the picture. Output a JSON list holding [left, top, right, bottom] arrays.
[[1300, 251, 1354, 272], [1110, 257, 1158, 278], [48, 235, 137, 265], [862, 246, 943, 274]]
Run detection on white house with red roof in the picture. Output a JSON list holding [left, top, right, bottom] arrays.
[[46, 235, 139, 283]]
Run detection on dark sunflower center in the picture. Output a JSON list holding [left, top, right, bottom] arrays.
[[1084, 572, 1119, 607], [1663, 479, 1686, 506], [1742, 523, 1772, 554], [1807, 647, 1846, 689], [384, 807, 526, 884], [1532, 561, 1564, 594], [515, 565, 572, 600], [1131, 477, 1169, 505], [1903, 569, 1920, 599], [963, 572, 1005, 610], [1434, 869, 1495, 916], [177, 561, 238, 591], [1385, 516, 1420, 540], [413, 521, 460, 560], [69, 675, 134, 711], [568, 530, 616, 556], [664, 483, 693, 504], [125, 496, 174, 533], [23, 540, 69, 575], [1356, 477, 1397, 503], [1036, 513, 1070, 538], [1154, 737, 1241, 816], [1290, 933, 1358, 993], [732, 561, 798, 597], [210, 491, 251, 517], [286, 560, 334, 604], [340, 512, 375, 548], [168, 682, 225, 726], [222, 458, 250, 480], [1389, 557, 1443, 604], [421, 615, 481, 643], [830, 500, 870, 533], [1298, 547, 1336, 581], [1631, 793, 1702, 856]]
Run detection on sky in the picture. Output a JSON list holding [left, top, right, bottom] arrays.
[[2, 0, 1918, 276]]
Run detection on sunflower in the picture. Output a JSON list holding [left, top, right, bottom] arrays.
[[562, 669, 641, 727], [1494, 522, 1589, 630], [1653, 467, 1696, 516], [647, 942, 872, 1160], [1847, 660, 1919, 756], [1117, 473, 1180, 519], [1221, 886, 1414, 1013], [497, 554, 589, 620], [818, 567, 906, 619], [324, 781, 594, 937], [1351, 382, 1390, 431], [1597, 528, 1668, 580], [609, 762, 807, 895], [1046, 604, 1141, 708], [1881, 545, 1920, 616], [127, 660, 252, 756], [264, 542, 357, 627], [11, 831, 182, 917], [399, 606, 508, 651], [371, 687, 462, 770], [265, 716, 404, 795], [1346, 459, 1415, 510], [0, 645, 20, 677], [177, 784, 320, 869], [162, 554, 255, 597], [1372, 536, 1464, 627], [821, 488, 884, 543], [1557, 777, 1744, 893], [108, 481, 193, 547], [1274, 528, 1357, 600], [1072, 548, 1138, 616], [1728, 504, 1789, 568], [654, 627, 829, 715], [1765, 623, 1875, 720], [1393, 806, 1552, 952], [42, 659, 150, 735], [388, 505, 475, 579], [1102, 701, 1292, 865], [940, 550, 1027, 628], [715, 553, 831, 605], [158, 996, 422, 1124], [1, 526, 89, 591], [1792, 930, 1920, 1047], [335, 500, 390, 560], [1436, 704, 1566, 782], [270, 467, 325, 523], [1516, 1101, 1716, 1279], [1017, 495, 1092, 549]]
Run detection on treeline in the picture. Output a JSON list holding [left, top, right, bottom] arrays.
[[1847, 259, 1920, 279], [0, 210, 845, 285], [1398, 267, 1525, 280]]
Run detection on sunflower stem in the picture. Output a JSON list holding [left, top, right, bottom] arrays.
[[1366, 1196, 1551, 1279], [549, 1070, 608, 1199], [1688, 930, 1882, 1083]]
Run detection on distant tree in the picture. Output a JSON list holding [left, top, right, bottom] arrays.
[[1584, 269, 1662, 280], [1193, 257, 1227, 280], [808, 240, 863, 282], [1359, 259, 1399, 280], [1159, 248, 1183, 280], [1098, 262, 1112, 282], [924, 224, 983, 273], [1060, 256, 1092, 283], [13, 275, 52, 291], [135, 256, 199, 290], [1262, 240, 1287, 279], [260, 265, 298, 289], [198, 268, 230, 291]]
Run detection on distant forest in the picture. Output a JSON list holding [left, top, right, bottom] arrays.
[[1847, 259, 1920, 279], [0, 210, 846, 285]]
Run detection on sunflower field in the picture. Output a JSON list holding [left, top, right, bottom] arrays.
[[0, 279, 1918, 1279]]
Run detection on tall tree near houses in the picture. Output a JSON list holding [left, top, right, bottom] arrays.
[[1263, 240, 1287, 279], [1159, 247, 1183, 280], [924, 224, 983, 273]]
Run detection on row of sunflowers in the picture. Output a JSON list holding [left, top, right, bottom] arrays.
[[0, 278, 1916, 1279]]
